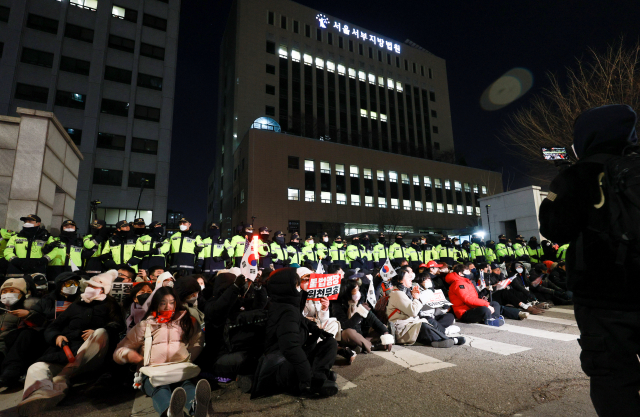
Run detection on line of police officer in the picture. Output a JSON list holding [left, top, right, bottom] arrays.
[[1, 213, 566, 280]]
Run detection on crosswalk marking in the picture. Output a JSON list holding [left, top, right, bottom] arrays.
[[479, 323, 579, 341], [527, 315, 578, 326], [548, 307, 575, 315], [372, 345, 456, 373], [464, 335, 531, 356], [335, 374, 357, 390]]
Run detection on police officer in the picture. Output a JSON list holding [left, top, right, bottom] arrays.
[[270, 230, 289, 269], [373, 232, 390, 267], [199, 222, 231, 276], [494, 234, 515, 263], [83, 219, 108, 276], [4, 214, 55, 276], [101, 220, 138, 270], [346, 235, 367, 269], [132, 218, 147, 237], [229, 225, 253, 267], [470, 237, 495, 263], [328, 235, 347, 269], [434, 235, 448, 255], [436, 237, 458, 265], [315, 232, 331, 270], [458, 240, 471, 262], [419, 236, 438, 265], [133, 221, 169, 271], [256, 227, 273, 269], [556, 243, 569, 261], [527, 237, 544, 264], [0, 228, 16, 278], [360, 234, 375, 270], [301, 234, 321, 270], [389, 233, 410, 264], [47, 220, 88, 277], [407, 238, 421, 270], [168, 217, 203, 276], [484, 240, 498, 263], [286, 232, 305, 266]]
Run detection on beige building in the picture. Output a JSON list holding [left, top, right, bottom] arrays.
[[0, 107, 83, 232], [208, 0, 502, 237]]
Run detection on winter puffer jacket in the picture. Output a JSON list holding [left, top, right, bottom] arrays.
[[445, 272, 489, 319], [114, 311, 204, 367], [28, 272, 81, 327], [0, 296, 40, 355]]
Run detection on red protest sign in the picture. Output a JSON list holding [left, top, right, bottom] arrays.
[[306, 273, 341, 301]]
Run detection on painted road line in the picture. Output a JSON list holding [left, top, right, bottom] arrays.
[[464, 335, 531, 356], [548, 307, 575, 315], [131, 391, 155, 417], [483, 323, 579, 341], [335, 374, 357, 391], [527, 315, 577, 326], [373, 345, 456, 373]]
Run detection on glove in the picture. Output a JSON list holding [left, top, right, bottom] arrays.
[[194, 246, 203, 254], [283, 259, 290, 266], [318, 330, 334, 340], [42, 244, 55, 254], [356, 257, 363, 263], [274, 259, 283, 265], [234, 274, 246, 289], [10, 258, 23, 267], [213, 256, 222, 263], [325, 255, 332, 262]]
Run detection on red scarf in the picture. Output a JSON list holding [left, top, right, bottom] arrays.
[[152, 310, 175, 323]]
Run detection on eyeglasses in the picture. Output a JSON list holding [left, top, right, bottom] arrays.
[[62, 280, 79, 287]]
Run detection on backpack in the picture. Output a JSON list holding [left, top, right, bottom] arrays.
[[373, 286, 400, 325], [584, 150, 640, 266]]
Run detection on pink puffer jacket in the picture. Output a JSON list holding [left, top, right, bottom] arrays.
[[114, 311, 204, 367]]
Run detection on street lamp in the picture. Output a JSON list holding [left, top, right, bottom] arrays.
[[486, 205, 491, 241]]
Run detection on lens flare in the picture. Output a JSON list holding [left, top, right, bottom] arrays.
[[480, 68, 533, 111]]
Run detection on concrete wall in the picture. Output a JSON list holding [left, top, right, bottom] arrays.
[[478, 186, 547, 243], [0, 108, 83, 233]]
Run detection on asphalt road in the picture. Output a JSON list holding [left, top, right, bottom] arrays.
[[0, 305, 596, 417]]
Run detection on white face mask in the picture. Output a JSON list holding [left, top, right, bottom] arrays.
[[179, 225, 188, 231], [516, 268, 524, 274], [186, 296, 198, 305], [83, 287, 102, 300], [200, 284, 205, 291], [421, 240, 426, 244], [63, 228, 75, 232], [352, 292, 361, 302], [1, 293, 20, 306], [323, 237, 328, 243], [23, 223, 35, 228], [308, 240, 314, 245], [61, 285, 78, 295]]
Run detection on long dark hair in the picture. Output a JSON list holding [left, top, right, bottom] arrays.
[[143, 287, 194, 343], [337, 279, 359, 304], [391, 267, 410, 288]]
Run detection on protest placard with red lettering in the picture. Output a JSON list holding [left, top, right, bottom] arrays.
[[306, 273, 341, 301]]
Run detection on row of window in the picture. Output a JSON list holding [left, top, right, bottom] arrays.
[[112, 5, 167, 30], [93, 168, 156, 188], [65, 128, 157, 155], [20, 48, 162, 90], [22, 13, 166, 60], [14, 83, 161, 121], [266, 10, 433, 78]]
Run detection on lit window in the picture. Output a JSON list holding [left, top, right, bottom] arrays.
[[457, 205, 464, 215], [288, 188, 300, 201], [351, 195, 361, 206], [365, 196, 374, 207], [348, 68, 356, 79], [350, 165, 359, 177], [315, 57, 324, 68], [338, 64, 345, 74], [380, 114, 387, 122], [464, 183, 470, 192], [368, 73, 375, 84], [112, 5, 125, 17], [403, 200, 411, 210], [377, 170, 385, 180], [356, 71, 365, 81], [337, 193, 346, 205], [426, 202, 434, 212], [389, 171, 398, 183], [475, 206, 481, 216], [370, 111, 377, 120], [240, 189, 245, 204], [455, 181, 462, 191], [445, 180, 451, 190], [378, 76, 384, 86], [387, 78, 394, 89], [320, 161, 331, 173], [447, 204, 454, 214], [305, 159, 314, 171], [396, 81, 403, 92], [327, 60, 335, 72], [322, 191, 332, 203], [473, 184, 479, 193], [305, 191, 315, 202], [437, 203, 444, 213], [378, 197, 387, 208], [336, 164, 345, 175], [391, 198, 399, 209], [466, 206, 473, 215], [482, 186, 488, 194], [291, 50, 301, 62], [401, 174, 409, 184], [71, 0, 98, 10], [279, 45, 288, 58], [360, 108, 368, 117], [415, 201, 423, 211], [303, 54, 312, 65], [424, 176, 432, 187], [364, 168, 372, 179], [435, 178, 441, 188]]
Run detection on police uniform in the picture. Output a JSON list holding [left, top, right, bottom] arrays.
[[389, 233, 411, 264], [256, 226, 273, 269], [229, 225, 252, 267], [0, 228, 16, 278], [101, 220, 138, 271], [168, 217, 203, 275], [372, 233, 391, 267], [435, 237, 458, 266], [419, 237, 438, 265], [526, 237, 545, 264], [301, 234, 321, 270], [407, 238, 421, 270], [328, 236, 348, 269], [346, 237, 367, 269], [315, 232, 331, 270], [83, 219, 108, 275], [556, 243, 569, 261], [286, 233, 305, 266], [132, 220, 170, 271], [47, 220, 89, 277], [270, 230, 290, 269], [494, 235, 515, 263], [132, 217, 147, 238], [199, 223, 231, 276], [4, 214, 55, 276]]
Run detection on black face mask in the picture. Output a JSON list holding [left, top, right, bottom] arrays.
[[378, 237, 385, 244], [499, 238, 507, 244], [260, 233, 269, 241], [136, 293, 150, 305], [21, 226, 38, 237], [353, 240, 359, 246], [60, 230, 76, 238], [90, 227, 99, 236], [362, 238, 369, 246], [275, 236, 285, 245], [118, 229, 130, 238], [134, 228, 145, 236], [153, 226, 165, 236], [335, 240, 342, 245], [395, 238, 403, 245], [208, 228, 220, 239]]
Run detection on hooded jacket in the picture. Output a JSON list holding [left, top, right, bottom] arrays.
[[539, 104, 639, 310], [0, 294, 40, 355], [445, 272, 489, 319], [28, 272, 81, 326]]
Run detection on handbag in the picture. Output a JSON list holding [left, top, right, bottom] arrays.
[[138, 320, 201, 388]]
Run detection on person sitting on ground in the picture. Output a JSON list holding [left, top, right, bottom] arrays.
[[412, 264, 459, 335], [17, 270, 124, 415], [508, 262, 550, 309], [115, 265, 137, 283], [0, 278, 40, 371], [387, 267, 464, 348], [446, 264, 526, 324], [297, 268, 341, 340], [431, 264, 451, 297], [174, 276, 204, 327], [114, 287, 212, 417], [125, 282, 155, 331], [484, 263, 544, 315], [192, 274, 213, 305], [0, 273, 81, 389], [548, 261, 569, 290], [528, 263, 572, 305], [251, 267, 338, 399], [331, 278, 392, 363]]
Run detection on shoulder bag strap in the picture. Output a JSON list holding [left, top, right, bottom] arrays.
[[143, 321, 152, 367]]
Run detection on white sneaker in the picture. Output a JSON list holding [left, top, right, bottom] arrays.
[[518, 311, 529, 320], [445, 325, 461, 335]]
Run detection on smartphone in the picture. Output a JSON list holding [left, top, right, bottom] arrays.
[[541, 147, 567, 160]]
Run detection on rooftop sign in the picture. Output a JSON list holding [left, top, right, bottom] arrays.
[[316, 13, 401, 54]]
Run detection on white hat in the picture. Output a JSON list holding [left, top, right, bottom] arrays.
[[296, 267, 313, 278], [87, 270, 118, 294]]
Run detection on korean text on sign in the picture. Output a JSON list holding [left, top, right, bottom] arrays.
[[307, 273, 341, 301]]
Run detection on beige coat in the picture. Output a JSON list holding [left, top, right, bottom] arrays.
[[386, 289, 426, 345], [114, 311, 204, 367]]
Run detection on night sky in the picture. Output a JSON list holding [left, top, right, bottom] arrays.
[[169, 0, 640, 229]]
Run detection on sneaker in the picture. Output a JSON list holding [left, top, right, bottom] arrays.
[[353, 346, 363, 355], [538, 302, 551, 309], [167, 387, 187, 417], [338, 347, 356, 364], [194, 380, 212, 417], [518, 311, 530, 320], [431, 339, 454, 348], [318, 380, 339, 397], [445, 325, 461, 335], [453, 337, 466, 346], [18, 389, 66, 416], [526, 306, 545, 315], [235, 375, 253, 394], [327, 371, 337, 382]]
